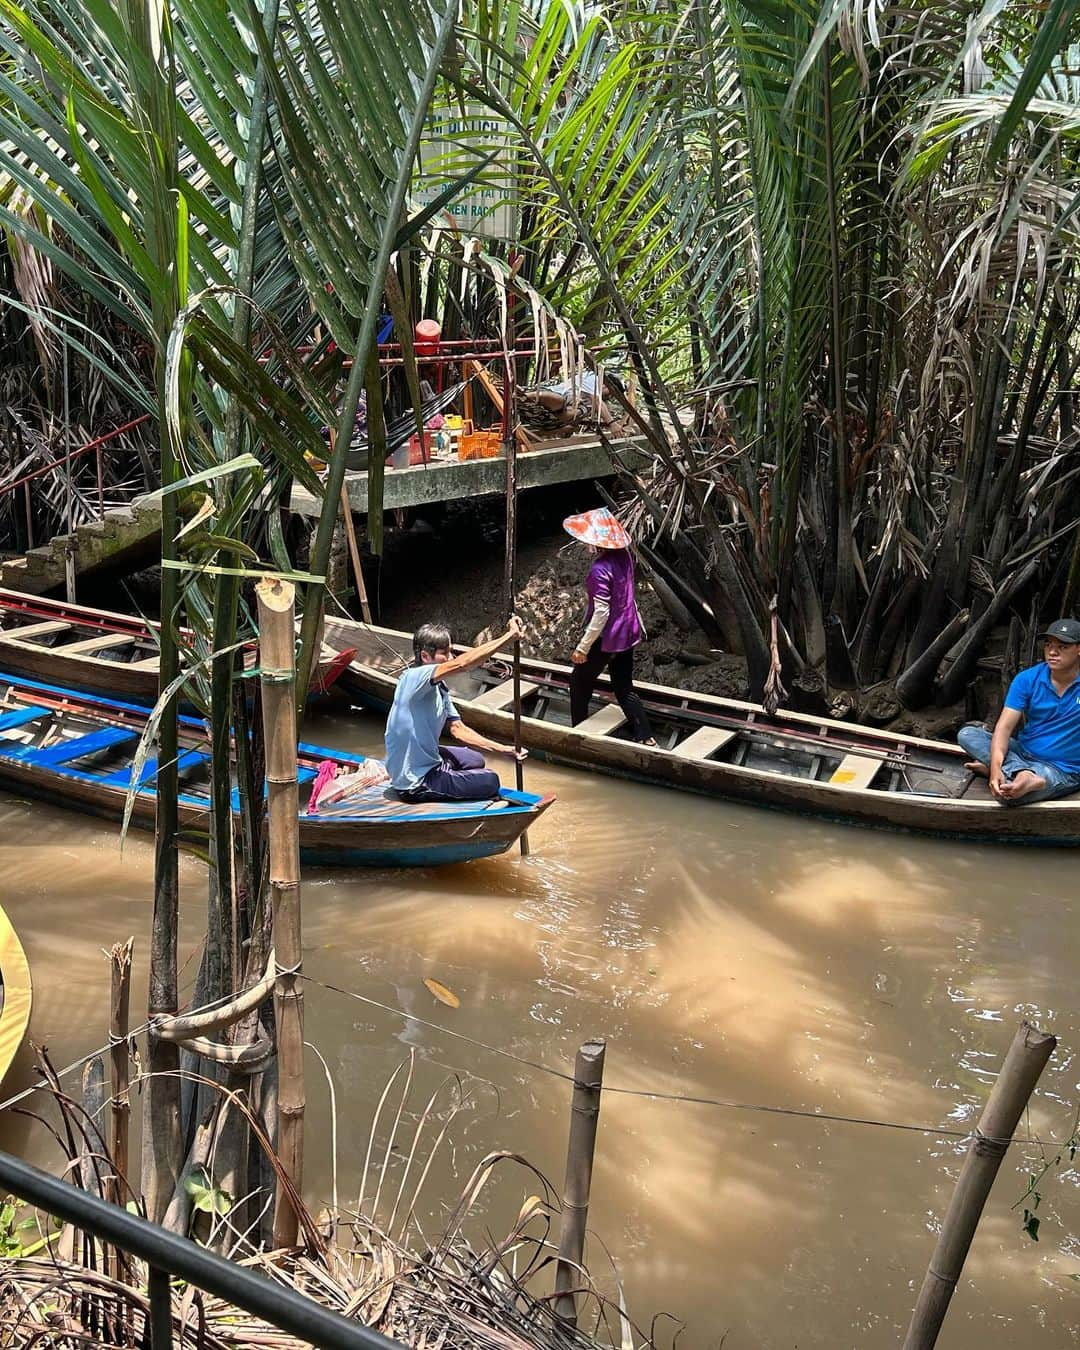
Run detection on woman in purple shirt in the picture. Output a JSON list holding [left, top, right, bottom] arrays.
[[563, 508, 656, 746]]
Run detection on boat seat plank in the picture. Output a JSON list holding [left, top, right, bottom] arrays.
[[101, 747, 205, 788], [473, 678, 539, 710], [128, 656, 160, 670], [575, 704, 627, 737], [0, 621, 72, 641], [52, 634, 137, 656], [0, 706, 49, 734], [671, 726, 738, 761], [21, 725, 138, 767], [829, 753, 881, 790]]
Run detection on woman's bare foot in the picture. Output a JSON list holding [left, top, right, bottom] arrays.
[[998, 770, 1046, 801], [964, 760, 989, 778]]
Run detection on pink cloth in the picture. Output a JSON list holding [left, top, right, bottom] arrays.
[[306, 760, 338, 814]]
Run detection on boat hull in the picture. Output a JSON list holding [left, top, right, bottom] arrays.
[[324, 618, 1080, 846], [0, 900, 32, 1087], [0, 674, 551, 867], [0, 588, 348, 703]]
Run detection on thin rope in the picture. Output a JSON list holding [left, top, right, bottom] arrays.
[[0, 1020, 153, 1112], [0, 978, 273, 1113], [303, 974, 1051, 1146]]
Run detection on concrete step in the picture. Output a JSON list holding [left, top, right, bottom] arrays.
[[24, 546, 59, 567], [1, 497, 165, 595]]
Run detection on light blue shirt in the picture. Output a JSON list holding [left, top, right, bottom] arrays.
[[385, 664, 460, 791]]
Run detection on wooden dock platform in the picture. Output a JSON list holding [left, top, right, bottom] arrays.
[[288, 436, 650, 517]]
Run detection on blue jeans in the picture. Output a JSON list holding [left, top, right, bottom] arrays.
[[400, 745, 501, 803], [957, 724, 1080, 803]]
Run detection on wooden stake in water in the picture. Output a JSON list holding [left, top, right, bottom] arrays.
[[256, 577, 305, 1250], [108, 939, 133, 1221], [554, 1039, 606, 1325], [903, 1020, 1056, 1350]]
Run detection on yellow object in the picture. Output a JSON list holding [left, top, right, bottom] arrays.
[[423, 977, 461, 1008], [0, 900, 32, 1087]]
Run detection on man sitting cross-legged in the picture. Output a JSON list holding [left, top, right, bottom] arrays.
[[958, 618, 1080, 805], [385, 617, 528, 803]]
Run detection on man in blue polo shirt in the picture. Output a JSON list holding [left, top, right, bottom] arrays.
[[958, 618, 1080, 804]]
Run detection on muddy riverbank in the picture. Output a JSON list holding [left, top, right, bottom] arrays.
[[366, 489, 974, 733]]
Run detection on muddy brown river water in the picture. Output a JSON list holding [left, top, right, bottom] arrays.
[[0, 703, 1076, 1348]]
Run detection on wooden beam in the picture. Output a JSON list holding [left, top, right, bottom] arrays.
[[0, 621, 72, 642], [463, 359, 535, 452], [53, 634, 137, 656]]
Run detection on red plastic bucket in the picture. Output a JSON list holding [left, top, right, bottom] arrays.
[[414, 319, 441, 359]]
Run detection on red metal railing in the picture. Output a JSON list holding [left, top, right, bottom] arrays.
[[0, 413, 151, 549]]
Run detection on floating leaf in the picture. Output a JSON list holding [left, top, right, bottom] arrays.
[[423, 977, 460, 1008]]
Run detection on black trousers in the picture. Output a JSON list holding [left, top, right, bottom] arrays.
[[570, 641, 654, 742]]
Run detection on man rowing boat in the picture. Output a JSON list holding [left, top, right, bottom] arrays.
[[385, 617, 528, 802], [957, 618, 1080, 804]]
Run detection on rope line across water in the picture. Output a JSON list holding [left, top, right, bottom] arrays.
[[303, 974, 1047, 1145], [0, 975, 1049, 1149]]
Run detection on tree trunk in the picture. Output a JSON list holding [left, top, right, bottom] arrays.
[[935, 561, 1038, 706], [895, 609, 970, 709]]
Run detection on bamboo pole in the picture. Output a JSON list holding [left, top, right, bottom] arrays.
[[554, 1039, 606, 1325], [329, 426, 372, 624], [502, 291, 529, 857], [903, 1021, 1056, 1350], [107, 941, 133, 1218], [256, 577, 305, 1250]]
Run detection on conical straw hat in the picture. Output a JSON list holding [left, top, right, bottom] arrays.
[[561, 507, 631, 549]]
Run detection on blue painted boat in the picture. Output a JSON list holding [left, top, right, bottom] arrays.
[[0, 674, 552, 867]]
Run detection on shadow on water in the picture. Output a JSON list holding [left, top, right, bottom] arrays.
[[0, 707, 1076, 1348]]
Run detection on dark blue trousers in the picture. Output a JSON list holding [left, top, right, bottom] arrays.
[[402, 745, 501, 803]]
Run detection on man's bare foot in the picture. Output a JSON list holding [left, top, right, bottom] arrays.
[[998, 770, 1046, 801], [964, 760, 989, 778]]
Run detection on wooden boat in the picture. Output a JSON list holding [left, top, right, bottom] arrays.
[[0, 588, 353, 704], [0, 900, 32, 1088], [0, 674, 552, 867], [321, 616, 1080, 846]]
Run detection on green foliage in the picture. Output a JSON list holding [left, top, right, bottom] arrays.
[[0, 1198, 61, 1257], [183, 1166, 233, 1218]]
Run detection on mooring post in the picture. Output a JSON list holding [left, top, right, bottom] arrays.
[[108, 938, 134, 1284], [554, 1038, 606, 1325], [903, 1020, 1056, 1350]]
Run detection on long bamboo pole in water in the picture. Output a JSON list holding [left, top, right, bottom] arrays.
[[502, 278, 529, 856], [256, 577, 305, 1249], [554, 1039, 606, 1325], [903, 1021, 1056, 1350]]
